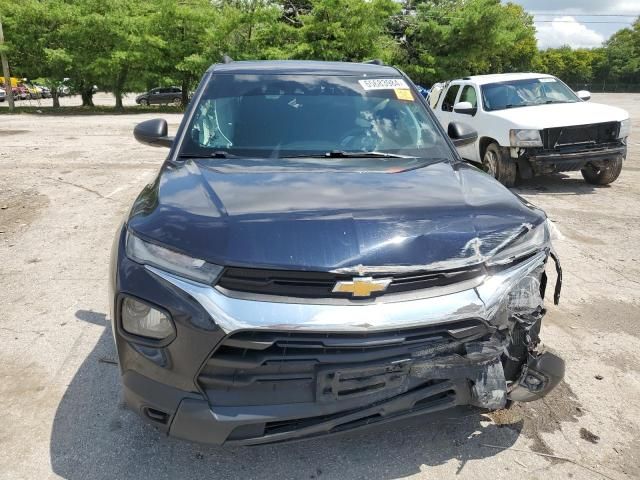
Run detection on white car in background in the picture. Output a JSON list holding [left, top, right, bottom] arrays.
[[429, 73, 630, 186], [0, 87, 5, 102]]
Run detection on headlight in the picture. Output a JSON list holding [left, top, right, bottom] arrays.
[[509, 129, 543, 147], [487, 221, 549, 266], [125, 230, 223, 284], [121, 296, 174, 339], [619, 119, 631, 139]]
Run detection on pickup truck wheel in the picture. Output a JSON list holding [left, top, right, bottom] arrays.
[[483, 143, 517, 187], [581, 157, 623, 185]]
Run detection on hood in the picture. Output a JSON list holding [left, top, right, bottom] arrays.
[[488, 101, 628, 129], [127, 159, 545, 271]]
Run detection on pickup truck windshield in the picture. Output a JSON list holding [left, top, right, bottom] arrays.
[[180, 74, 453, 161], [481, 77, 579, 111]]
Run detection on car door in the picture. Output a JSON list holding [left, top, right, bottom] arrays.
[[453, 84, 481, 162], [148, 88, 162, 104], [437, 83, 461, 131]]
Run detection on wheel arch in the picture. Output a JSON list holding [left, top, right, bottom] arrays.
[[479, 136, 498, 160]]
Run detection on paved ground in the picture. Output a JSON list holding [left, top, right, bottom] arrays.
[[1, 93, 639, 480]]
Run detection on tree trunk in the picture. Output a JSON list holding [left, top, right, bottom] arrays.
[[52, 90, 60, 108], [81, 88, 94, 107], [114, 67, 128, 111], [181, 76, 189, 107]]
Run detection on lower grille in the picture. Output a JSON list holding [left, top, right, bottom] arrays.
[[197, 320, 493, 407], [541, 122, 619, 150]]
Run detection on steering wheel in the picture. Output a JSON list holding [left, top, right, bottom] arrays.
[[339, 127, 378, 151]]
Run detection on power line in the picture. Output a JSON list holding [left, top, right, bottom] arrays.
[[534, 20, 635, 24], [531, 13, 639, 17]]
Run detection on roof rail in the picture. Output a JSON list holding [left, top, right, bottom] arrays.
[[364, 59, 384, 65], [222, 55, 233, 64]]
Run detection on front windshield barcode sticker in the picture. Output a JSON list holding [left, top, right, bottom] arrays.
[[359, 78, 409, 91]]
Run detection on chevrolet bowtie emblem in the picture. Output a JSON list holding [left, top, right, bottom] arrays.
[[332, 277, 392, 297]]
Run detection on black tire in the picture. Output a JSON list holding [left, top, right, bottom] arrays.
[[482, 142, 517, 187], [172, 97, 181, 105], [581, 157, 623, 185], [139, 98, 149, 106]]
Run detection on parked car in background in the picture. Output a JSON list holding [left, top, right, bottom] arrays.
[[0, 87, 5, 102], [136, 86, 182, 106], [23, 82, 41, 99], [429, 73, 630, 186], [112, 60, 565, 446], [16, 84, 29, 100], [34, 83, 52, 98]]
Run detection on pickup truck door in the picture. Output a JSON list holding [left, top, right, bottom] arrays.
[[452, 84, 481, 162], [436, 83, 461, 132]]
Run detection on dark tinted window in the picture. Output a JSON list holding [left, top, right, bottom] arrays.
[[180, 74, 453, 162], [441, 85, 460, 112]]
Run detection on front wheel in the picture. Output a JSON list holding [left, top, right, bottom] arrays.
[[139, 98, 149, 106], [483, 143, 517, 187], [581, 157, 623, 185]]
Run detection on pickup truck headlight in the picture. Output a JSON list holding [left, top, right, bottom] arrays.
[[125, 230, 223, 284], [509, 129, 543, 147], [486, 221, 549, 267], [618, 119, 631, 139]]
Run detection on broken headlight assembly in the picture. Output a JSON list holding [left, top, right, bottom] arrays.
[[618, 118, 631, 139], [125, 230, 223, 284], [509, 129, 543, 147], [486, 221, 549, 267]]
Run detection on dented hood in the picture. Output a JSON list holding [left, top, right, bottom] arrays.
[[127, 158, 545, 271], [488, 101, 628, 129]]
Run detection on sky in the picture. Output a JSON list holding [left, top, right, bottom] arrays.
[[509, 0, 640, 49]]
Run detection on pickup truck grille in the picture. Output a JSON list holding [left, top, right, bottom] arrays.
[[197, 319, 493, 407], [216, 265, 482, 299], [541, 122, 619, 150]]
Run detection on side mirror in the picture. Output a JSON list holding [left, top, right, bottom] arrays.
[[577, 90, 591, 101], [448, 122, 478, 147], [453, 101, 477, 115], [134, 118, 174, 148]]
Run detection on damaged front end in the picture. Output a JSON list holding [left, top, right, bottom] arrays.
[[144, 220, 564, 444]]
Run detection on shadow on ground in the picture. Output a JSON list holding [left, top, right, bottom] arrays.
[[50, 310, 523, 480], [513, 173, 602, 195]]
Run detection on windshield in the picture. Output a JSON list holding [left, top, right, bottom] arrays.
[[481, 77, 580, 111], [180, 74, 453, 161]]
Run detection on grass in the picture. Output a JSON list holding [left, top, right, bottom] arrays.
[[0, 104, 184, 115]]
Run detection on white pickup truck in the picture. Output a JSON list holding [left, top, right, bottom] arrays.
[[429, 73, 630, 186]]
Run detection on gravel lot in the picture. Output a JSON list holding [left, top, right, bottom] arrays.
[[1, 93, 639, 480]]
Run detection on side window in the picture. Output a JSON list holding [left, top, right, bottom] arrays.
[[459, 85, 477, 108], [441, 85, 460, 112]]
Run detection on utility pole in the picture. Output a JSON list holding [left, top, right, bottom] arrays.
[[0, 18, 15, 111]]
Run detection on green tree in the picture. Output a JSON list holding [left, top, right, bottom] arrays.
[[396, 0, 537, 85], [292, 0, 400, 61]]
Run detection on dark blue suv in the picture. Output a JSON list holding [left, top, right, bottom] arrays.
[[110, 60, 564, 445]]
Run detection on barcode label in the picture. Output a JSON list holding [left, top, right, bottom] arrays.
[[359, 78, 409, 91]]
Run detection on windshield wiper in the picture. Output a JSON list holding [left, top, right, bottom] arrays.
[[281, 150, 414, 159], [178, 151, 241, 159]]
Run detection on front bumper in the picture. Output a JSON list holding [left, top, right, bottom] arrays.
[[110, 227, 564, 445], [521, 143, 626, 174]]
